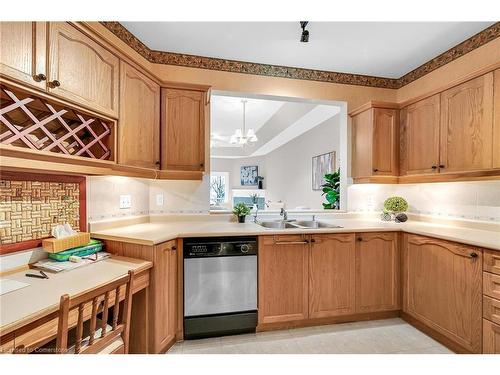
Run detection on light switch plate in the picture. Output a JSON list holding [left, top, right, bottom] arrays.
[[156, 194, 164, 206], [119, 195, 132, 209]]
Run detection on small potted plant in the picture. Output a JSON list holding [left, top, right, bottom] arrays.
[[382, 196, 409, 222], [233, 203, 251, 223]]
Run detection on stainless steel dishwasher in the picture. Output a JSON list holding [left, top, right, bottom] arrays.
[[183, 236, 257, 339]]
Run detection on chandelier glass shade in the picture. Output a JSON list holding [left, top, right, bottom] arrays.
[[230, 100, 258, 145]]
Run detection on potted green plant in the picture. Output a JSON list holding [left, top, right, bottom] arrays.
[[233, 203, 251, 223], [383, 196, 409, 222], [321, 169, 340, 209]]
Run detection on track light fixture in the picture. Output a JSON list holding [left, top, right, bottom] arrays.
[[300, 21, 309, 42]]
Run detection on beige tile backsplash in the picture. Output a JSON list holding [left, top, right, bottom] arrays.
[[87, 175, 209, 221], [88, 176, 500, 223], [347, 180, 500, 222]]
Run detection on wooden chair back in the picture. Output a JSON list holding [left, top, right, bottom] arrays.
[[56, 270, 134, 354]]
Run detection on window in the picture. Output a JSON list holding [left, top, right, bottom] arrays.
[[210, 172, 229, 205]]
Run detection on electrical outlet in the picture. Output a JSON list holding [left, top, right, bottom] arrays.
[[119, 195, 132, 209], [156, 193, 164, 206]]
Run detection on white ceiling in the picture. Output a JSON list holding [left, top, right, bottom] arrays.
[[211, 94, 340, 158], [210, 96, 284, 148], [121, 22, 494, 78]]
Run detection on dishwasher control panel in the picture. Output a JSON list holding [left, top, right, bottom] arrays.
[[183, 236, 257, 258]]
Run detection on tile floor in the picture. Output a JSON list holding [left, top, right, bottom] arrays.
[[167, 318, 454, 354]]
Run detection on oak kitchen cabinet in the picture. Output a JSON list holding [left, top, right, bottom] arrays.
[[0, 22, 47, 90], [48, 22, 120, 118], [259, 232, 395, 326], [0, 22, 119, 118], [118, 61, 160, 169], [103, 239, 177, 353], [439, 72, 495, 173], [161, 88, 208, 172], [355, 232, 400, 313], [152, 240, 178, 353], [309, 233, 356, 319], [403, 234, 482, 353], [400, 94, 441, 175], [351, 102, 399, 182], [258, 235, 309, 324]]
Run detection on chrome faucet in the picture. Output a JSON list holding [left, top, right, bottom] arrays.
[[280, 208, 288, 221], [253, 207, 259, 223]]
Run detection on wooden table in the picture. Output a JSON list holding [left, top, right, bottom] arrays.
[[0, 256, 152, 354]]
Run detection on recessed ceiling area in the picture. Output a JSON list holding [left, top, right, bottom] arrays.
[[210, 93, 341, 159], [121, 22, 494, 78]]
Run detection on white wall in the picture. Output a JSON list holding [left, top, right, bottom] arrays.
[[211, 114, 341, 210]]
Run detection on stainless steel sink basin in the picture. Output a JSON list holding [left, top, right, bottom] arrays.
[[256, 220, 343, 229], [289, 220, 343, 229], [256, 221, 298, 229]]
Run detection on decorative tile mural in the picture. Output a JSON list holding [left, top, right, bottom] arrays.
[[0, 178, 81, 245]]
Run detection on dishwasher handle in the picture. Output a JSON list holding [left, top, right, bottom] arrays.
[[274, 240, 309, 245]]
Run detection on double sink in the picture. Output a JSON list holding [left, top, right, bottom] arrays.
[[256, 220, 343, 230]]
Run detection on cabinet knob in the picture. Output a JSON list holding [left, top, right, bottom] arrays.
[[155, 161, 161, 166], [172, 246, 177, 251], [310, 238, 316, 243], [357, 237, 363, 242], [431, 165, 437, 169], [48, 80, 61, 88], [439, 164, 445, 169], [373, 168, 379, 172], [200, 163, 204, 167], [469, 252, 478, 258], [33, 73, 46, 82]]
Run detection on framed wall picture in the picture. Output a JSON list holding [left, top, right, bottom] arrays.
[[240, 165, 258, 186], [312, 151, 336, 190]]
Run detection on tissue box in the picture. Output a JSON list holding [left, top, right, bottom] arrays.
[[42, 232, 91, 253]]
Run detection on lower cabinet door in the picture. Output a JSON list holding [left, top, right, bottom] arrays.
[[153, 240, 177, 352], [483, 319, 500, 354], [403, 234, 482, 353], [355, 232, 400, 313], [258, 235, 309, 324], [309, 233, 355, 318]]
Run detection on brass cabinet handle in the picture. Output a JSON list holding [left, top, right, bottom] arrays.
[[469, 252, 478, 258], [33, 73, 46, 82], [48, 80, 61, 88], [431, 165, 438, 169], [357, 237, 363, 241], [373, 168, 379, 172], [439, 164, 445, 169]]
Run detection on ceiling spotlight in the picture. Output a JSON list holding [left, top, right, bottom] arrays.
[[300, 21, 309, 43]]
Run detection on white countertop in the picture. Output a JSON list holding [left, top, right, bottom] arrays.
[[0, 256, 152, 336], [90, 218, 500, 251]]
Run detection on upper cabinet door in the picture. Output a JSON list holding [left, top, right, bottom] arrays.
[[119, 62, 160, 169], [351, 109, 373, 178], [372, 108, 398, 176], [494, 69, 500, 169], [440, 73, 494, 172], [161, 88, 206, 171], [0, 22, 46, 89], [400, 94, 440, 175], [48, 22, 119, 117]]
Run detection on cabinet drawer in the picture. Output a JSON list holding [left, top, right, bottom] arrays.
[[483, 319, 500, 354], [484, 250, 500, 276], [483, 296, 500, 325], [484, 272, 500, 300]]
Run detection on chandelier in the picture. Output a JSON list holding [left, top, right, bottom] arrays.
[[230, 100, 258, 145]]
